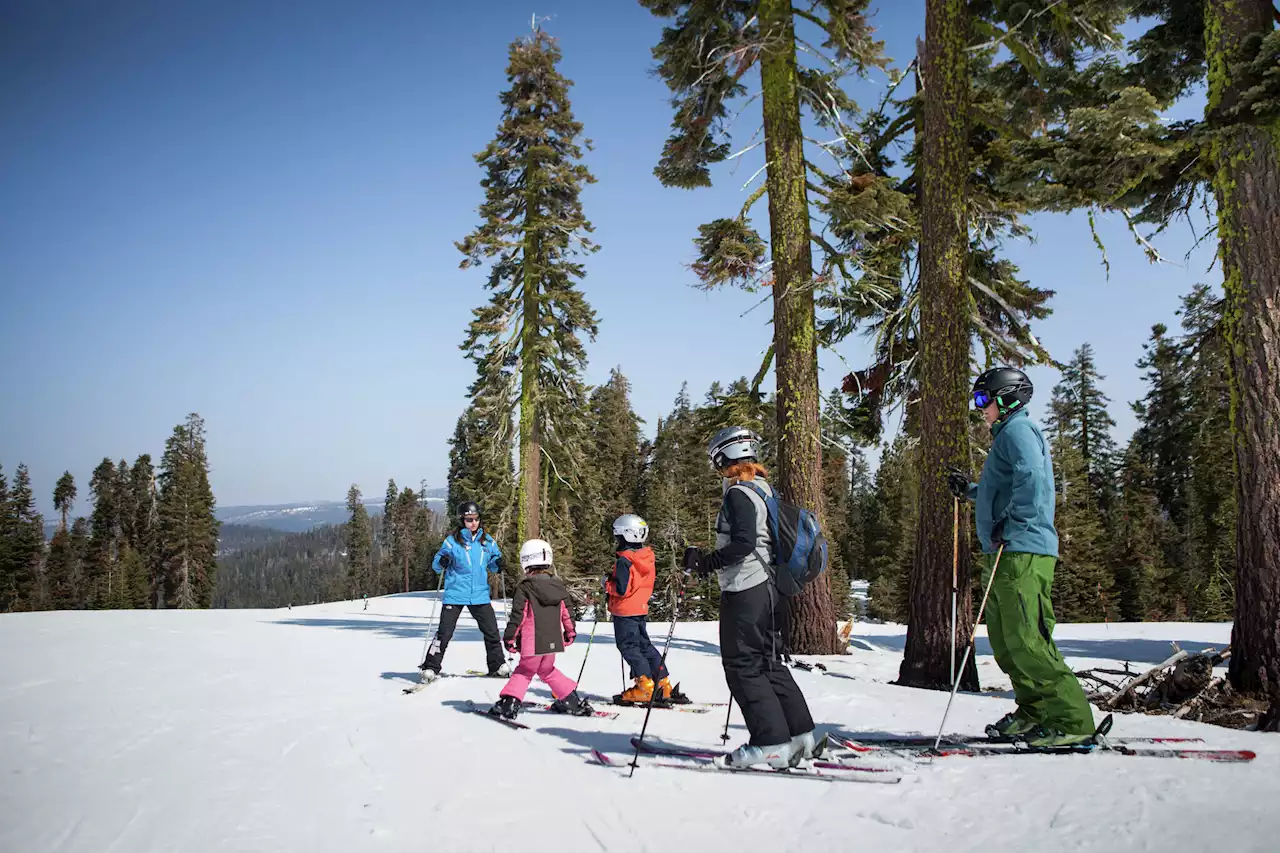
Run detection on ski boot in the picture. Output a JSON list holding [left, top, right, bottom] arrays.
[[1024, 726, 1095, 750], [787, 730, 826, 766], [418, 666, 440, 685], [657, 677, 691, 705], [549, 690, 594, 717], [985, 711, 1038, 741], [713, 741, 796, 771], [486, 662, 513, 678], [488, 695, 522, 720], [613, 675, 655, 706]]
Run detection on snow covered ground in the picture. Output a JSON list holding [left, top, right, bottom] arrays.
[[1, 595, 1274, 853]]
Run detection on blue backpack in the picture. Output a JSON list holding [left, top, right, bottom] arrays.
[[737, 482, 829, 597]]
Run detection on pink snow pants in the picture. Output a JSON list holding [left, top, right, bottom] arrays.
[[499, 653, 576, 702]]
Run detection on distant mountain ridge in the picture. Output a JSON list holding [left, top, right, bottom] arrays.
[[216, 488, 447, 532]]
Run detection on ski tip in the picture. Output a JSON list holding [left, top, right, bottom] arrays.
[[1096, 713, 1114, 738]]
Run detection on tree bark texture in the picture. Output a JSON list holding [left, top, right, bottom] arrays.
[[899, 0, 978, 690], [1206, 0, 1280, 715], [759, 0, 837, 654], [518, 198, 542, 543]]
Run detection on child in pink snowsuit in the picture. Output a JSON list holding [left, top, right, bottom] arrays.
[[486, 539, 594, 720]]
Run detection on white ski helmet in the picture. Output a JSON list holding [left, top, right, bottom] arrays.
[[518, 538, 554, 571], [707, 426, 762, 470], [612, 514, 649, 545]]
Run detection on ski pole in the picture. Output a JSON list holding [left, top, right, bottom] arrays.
[[933, 544, 1004, 751], [573, 601, 600, 685], [499, 568, 513, 668], [628, 571, 685, 778], [719, 696, 734, 743], [418, 567, 447, 668], [950, 497, 959, 686]]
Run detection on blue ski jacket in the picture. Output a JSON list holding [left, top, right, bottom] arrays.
[[433, 527, 502, 605], [971, 409, 1060, 557]]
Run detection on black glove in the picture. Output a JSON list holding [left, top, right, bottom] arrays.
[[947, 468, 972, 500], [991, 521, 1007, 547], [683, 547, 720, 575], [494, 555, 505, 573], [438, 552, 453, 570]]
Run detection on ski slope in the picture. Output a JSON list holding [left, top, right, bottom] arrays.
[[1, 595, 1274, 853]]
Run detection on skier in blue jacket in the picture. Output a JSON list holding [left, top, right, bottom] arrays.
[[948, 367, 1095, 746], [418, 501, 508, 681]]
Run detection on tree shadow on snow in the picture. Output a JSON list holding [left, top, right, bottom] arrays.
[[269, 617, 485, 644], [847, 631, 1222, 665]]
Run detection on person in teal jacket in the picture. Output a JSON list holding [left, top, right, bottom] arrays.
[[418, 501, 508, 681], [948, 367, 1096, 746]]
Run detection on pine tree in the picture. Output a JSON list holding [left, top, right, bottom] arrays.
[[1111, 446, 1167, 621], [1179, 284, 1236, 621], [157, 414, 219, 608], [640, 1, 895, 654], [87, 458, 120, 608], [393, 487, 419, 594], [345, 485, 373, 597], [1048, 344, 1119, 512], [45, 528, 77, 610], [1045, 394, 1114, 622], [446, 404, 517, 584], [457, 28, 599, 544], [53, 471, 76, 533], [128, 455, 160, 608], [863, 437, 917, 624], [1, 465, 45, 611]]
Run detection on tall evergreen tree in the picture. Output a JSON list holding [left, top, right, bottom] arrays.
[[1048, 344, 1119, 511], [640, 0, 895, 653], [345, 485, 373, 597], [446, 404, 517, 580], [457, 28, 600, 545], [88, 458, 121, 608], [863, 437, 917, 624], [128, 455, 160, 607], [1111, 446, 1167, 621], [393, 487, 419, 594], [53, 471, 76, 533], [157, 414, 219, 608], [1, 464, 44, 611], [1045, 388, 1114, 622]]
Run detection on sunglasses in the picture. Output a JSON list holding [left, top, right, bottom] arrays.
[[462, 515, 480, 523]]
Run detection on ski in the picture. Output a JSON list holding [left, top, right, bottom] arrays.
[[788, 660, 858, 681], [604, 700, 713, 714], [524, 701, 619, 720], [464, 699, 529, 730], [829, 734, 1253, 762], [630, 736, 900, 774], [590, 748, 902, 784], [830, 732, 1205, 750]]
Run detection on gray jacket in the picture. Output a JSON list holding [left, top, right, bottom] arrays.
[[713, 479, 774, 593]]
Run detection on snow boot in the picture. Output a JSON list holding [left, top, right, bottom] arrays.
[[985, 711, 1038, 740], [550, 690, 594, 717], [657, 677, 691, 705], [1024, 727, 1094, 749], [614, 675, 655, 705], [713, 741, 795, 771], [488, 695, 522, 720]]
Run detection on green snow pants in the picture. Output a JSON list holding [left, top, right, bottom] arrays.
[[983, 551, 1095, 735]]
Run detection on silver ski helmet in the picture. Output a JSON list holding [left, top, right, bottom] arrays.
[[612, 514, 649, 545], [707, 426, 762, 470]]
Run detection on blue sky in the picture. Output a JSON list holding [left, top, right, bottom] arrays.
[[0, 1, 1218, 514]]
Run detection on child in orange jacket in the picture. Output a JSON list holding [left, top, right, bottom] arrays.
[[604, 514, 687, 705]]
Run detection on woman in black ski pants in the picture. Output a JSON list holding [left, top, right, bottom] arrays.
[[684, 426, 816, 769]]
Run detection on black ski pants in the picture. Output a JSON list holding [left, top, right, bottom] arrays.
[[613, 614, 668, 682], [720, 582, 814, 746], [421, 602, 506, 674]]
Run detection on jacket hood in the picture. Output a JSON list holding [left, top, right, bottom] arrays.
[[525, 573, 570, 606]]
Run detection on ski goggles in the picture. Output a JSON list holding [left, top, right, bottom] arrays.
[[973, 390, 993, 409], [461, 514, 480, 523]]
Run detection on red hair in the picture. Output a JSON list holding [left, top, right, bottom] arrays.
[[720, 460, 768, 482]]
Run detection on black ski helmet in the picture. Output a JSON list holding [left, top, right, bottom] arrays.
[[973, 367, 1033, 420], [457, 501, 481, 520]]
